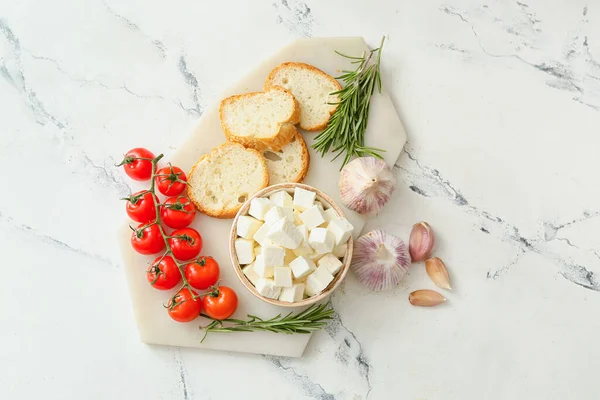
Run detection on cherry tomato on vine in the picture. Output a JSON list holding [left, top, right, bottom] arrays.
[[185, 257, 220, 290], [167, 288, 202, 322], [130, 223, 165, 255], [155, 165, 187, 196], [161, 196, 196, 229], [202, 286, 238, 320], [118, 148, 155, 181], [147, 255, 181, 290], [168, 228, 202, 261], [124, 191, 157, 223]]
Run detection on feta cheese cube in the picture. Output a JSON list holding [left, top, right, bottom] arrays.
[[299, 205, 326, 230], [289, 256, 316, 279], [267, 217, 303, 249], [305, 267, 334, 297], [236, 216, 263, 240], [293, 210, 303, 225], [328, 218, 354, 245], [292, 241, 314, 258], [314, 201, 325, 211], [274, 266, 293, 287], [309, 252, 326, 262], [284, 249, 296, 265], [248, 198, 274, 220], [262, 246, 285, 267], [293, 187, 316, 211], [269, 190, 293, 208], [318, 253, 343, 275], [254, 254, 274, 278], [255, 278, 282, 299], [252, 223, 273, 247], [296, 224, 309, 242], [254, 245, 262, 257], [322, 208, 339, 225], [264, 206, 294, 227], [235, 238, 255, 264], [242, 263, 260, 285], [279, 283, 305, 302], [333, 243, 348, 258], [308, 228, 335, 254]]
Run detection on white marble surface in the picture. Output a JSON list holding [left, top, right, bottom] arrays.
[[1, 0, 599, 399]]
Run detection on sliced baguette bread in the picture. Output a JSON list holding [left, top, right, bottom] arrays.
[[262, 130, 310, 185], [219, 86, 300, 151], [264, 62, 341, 131], [187, 142, 269, 219]]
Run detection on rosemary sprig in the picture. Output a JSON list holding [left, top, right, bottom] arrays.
[[199, 303, 335, 342], [313, 36, 386, 168]]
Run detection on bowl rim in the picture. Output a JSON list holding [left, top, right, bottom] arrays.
[[229, 182, 353, 308]]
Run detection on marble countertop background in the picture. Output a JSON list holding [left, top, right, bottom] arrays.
[[2, 0, 599, 399]]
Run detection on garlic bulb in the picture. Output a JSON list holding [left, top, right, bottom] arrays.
[[351, 230, 410, 291], [339, 157, 396, 215]]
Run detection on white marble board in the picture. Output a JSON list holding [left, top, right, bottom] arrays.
[[119, 37, 407, 357]]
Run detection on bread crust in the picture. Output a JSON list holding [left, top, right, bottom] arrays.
[[219, 86, 299, 151], [187, 142, 269, 219], [264, 62, 342, 131], [293, 131, 310, 183]]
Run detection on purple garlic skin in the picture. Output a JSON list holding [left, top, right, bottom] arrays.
[[351, 230, 410, 291], [339, 157, 396, 215]]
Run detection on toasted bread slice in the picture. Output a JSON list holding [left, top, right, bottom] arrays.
[[219, 86, 300, 151], [187, 142, 269, 219], [264, 62, 341, 131], [262, 130, 310, 185]]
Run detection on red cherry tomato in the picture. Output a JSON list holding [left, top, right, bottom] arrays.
[[119, 148, 155, 181], [130, 223, 165, 255], [147, 255, 181, 290], [202, 286, 238, 320], [185, 257, 220, 290], [155, 165, 187, 196], [167, 288, 202, 322], [124, 191, 157, 223], [168, 228, 202, 261], [161, 196, 196, 229]]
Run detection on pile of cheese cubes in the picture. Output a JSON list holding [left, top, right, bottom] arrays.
[[235, 187, 354, 302]]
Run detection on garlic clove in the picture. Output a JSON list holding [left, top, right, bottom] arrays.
[[351, 230, 410, 291], [425, 257, 451, 290], [339, 157, 396, 215], [408, 290, 446, 307], [409, 221, 434, 262]]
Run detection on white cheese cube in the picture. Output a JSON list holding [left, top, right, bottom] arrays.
[[255, 278, 282, 299], [248, 198, 274, 220], [322, 208, 339, 225], [235, 238, 255, 264], [289, 256, 316, 279], [264, 206, 294, 227], [328, 218, 354, 245], [252, 222, 272, 247], [318, 253, 343, 275], [279, 283, 305, 302], [305, 267, 334, 297], [262, 246, 285, 267], [314, 200, 324, 211], [236, 216, 263, 240], [299, 205, 326, 230], [274, 266, 293, 287], [308, 228, 335, 254], [284, 249, 296, 265], [293, 187, 316, 211], [293, 210, 303, 225], [267, 217, 304, 249], [292, 241, 314, 258], [254, 245, 262, 257], [269, 190, 293, 208], [254, 254, 274, 278], [296, 225, 309, 242], [242, 263, 260, 286], [333, 243, 347, 258], [309, 252, 326, 262]]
